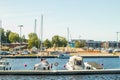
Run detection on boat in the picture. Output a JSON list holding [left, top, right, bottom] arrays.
[[84, 62, 103, 70], [65, 55, 103, 70], [0, 59, 11, 70], [34, 58, 52, 70], [58, 53, 70, 59], [65, 55, 84, 70]]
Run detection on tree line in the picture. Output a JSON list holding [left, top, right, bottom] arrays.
[[0, 28, 85, 49]]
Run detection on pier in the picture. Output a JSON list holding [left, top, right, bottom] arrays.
[[0, 69, 120, 75]]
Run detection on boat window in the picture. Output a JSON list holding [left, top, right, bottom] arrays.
[[6, 62, 9, 65], [75, 60, 82, 65], [86, 66, 91, 70]]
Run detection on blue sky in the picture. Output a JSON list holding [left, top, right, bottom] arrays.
[[0, 0, 120, 41]]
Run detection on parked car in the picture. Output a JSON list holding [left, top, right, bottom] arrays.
[[0, 51, 10, 55], [21, 50, 30, 55], [113, 49, 120, 53], [10, 51, 19, 55]]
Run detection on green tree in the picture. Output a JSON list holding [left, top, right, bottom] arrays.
[[44, 39, 51, 48], [59, 36, 67, 47], [28, 33, 40, 48], [75, 40, 86, 48], [0, 28, 6, 43], [22, 35, 27, 43], [51, 35, 67, 47], [5, 30, 11, 43], [9, 32, 19, 43]]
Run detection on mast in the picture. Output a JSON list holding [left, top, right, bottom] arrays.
[[67, 27, 69, 52], [0, 20, 2, 51], [40, 14, 43, 51], [34, 19, 37, 34]]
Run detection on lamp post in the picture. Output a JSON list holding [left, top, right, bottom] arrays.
[[116, 32, 120, 48], [18, 25, 23, 51]]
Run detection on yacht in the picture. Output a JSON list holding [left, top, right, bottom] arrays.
[[0, 59, 11, 70], [34, 58, 52, 70], [65, 55, 103, 70], [65, 55, 84, 70]]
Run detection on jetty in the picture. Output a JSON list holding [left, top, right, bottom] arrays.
[[0, 69, 119, 75]]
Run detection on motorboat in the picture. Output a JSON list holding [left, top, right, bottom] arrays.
[[0, 59, 11, 70], [58, 53, 70, 59], [84, 62, 103, 70], [34, 58, 52, 70], [65, 55, 103, 70], [65, 55, 84, 70]]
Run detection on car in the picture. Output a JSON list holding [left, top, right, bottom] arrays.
[[21, 50, 30, 55], [10, 51, 19, 55], [113, 49, 120, 53], [0, 51, 10, 55]]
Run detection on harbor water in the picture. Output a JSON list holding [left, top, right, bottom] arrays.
[[0, 57, 120, 80], [7, 57, 120, 70]]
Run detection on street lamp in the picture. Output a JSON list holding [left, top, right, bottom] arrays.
[[116, 32, 120, 48], [18, 25, 23, 51]]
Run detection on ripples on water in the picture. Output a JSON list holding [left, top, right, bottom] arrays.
[[0, 74, 120, 80]]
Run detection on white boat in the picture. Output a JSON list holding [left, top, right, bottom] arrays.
[[34, 58, 52, 70], [58, 53, 70, 59], [65, 55, 103, 70], [65, 55, 84, 70], [0, 59, 11, 70], [84, 62, 103, 70]]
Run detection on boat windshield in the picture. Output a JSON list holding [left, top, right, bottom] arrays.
[[75, 60, 82, 65]]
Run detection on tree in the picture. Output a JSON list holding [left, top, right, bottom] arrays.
[[0, 28, 6, 43], [5, 30, 11, 43], [9, 32, 19, 43], [75, 40, 86, 48], [51, 35, 67, 47], [59, 36, 67, 47], [28, 33, 40, 48], [22, 35, 27, 43], [44, 39, 51, 48]]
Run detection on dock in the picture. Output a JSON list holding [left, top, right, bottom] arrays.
[[0, 69, 120, 75], [0, 55, 119, 58]]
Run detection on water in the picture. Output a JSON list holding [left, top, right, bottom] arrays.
[[0, 74, 119, 80], [7, 57, 120, 70], [1, 57, 120, 80]]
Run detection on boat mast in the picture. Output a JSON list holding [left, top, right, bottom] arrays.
[[0, 20, 2, 51], [67, 27, 69, 52], [40, 14, 43, 52], [34, 19, 37, 34]]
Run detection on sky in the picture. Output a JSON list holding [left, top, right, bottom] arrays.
[[0, 0, 120, 41]]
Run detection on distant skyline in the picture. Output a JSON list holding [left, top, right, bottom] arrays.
[[0, 0, 120, 41]]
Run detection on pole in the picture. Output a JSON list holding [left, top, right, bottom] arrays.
[[18, 25, 23, 51], [116, 32, 120, 48], [34, 19, 37, 34], [40, 14, 43, 52]]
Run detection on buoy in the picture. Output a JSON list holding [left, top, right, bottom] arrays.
[[24, 64, 27, 67], [54, 62, 59, 66]]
